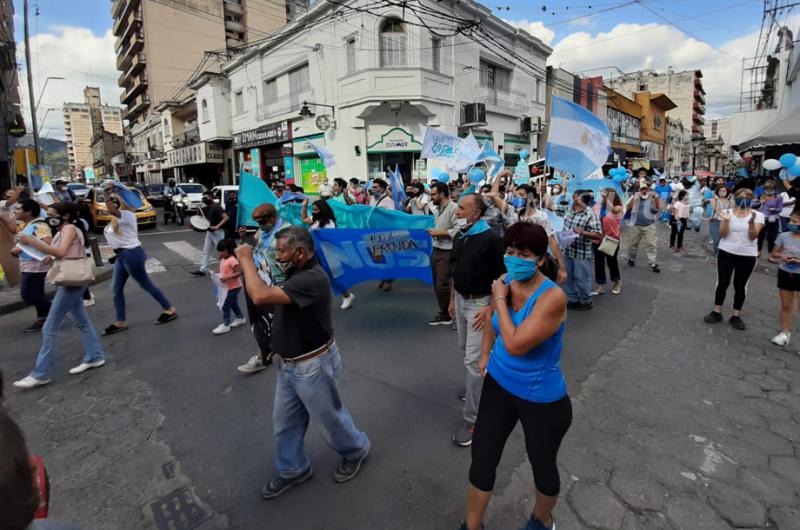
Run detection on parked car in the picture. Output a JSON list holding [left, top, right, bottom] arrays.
[[211, 185, 238, 205], [144, 183, 167, 205], [85, 186, 157, 231], [171, 182, 207, 214], [66, 182, 90, 199]]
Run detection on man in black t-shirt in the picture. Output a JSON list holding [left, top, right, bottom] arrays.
[[236, 225, 370, 499], [191, 191, 228, 276]]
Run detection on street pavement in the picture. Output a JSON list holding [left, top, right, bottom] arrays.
[[0, 220, 799, 530]]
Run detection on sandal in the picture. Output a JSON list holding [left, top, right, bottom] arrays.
[[103, 324, 129, 336], [155, 311, 178, 325]]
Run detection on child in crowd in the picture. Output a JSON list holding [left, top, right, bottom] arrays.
[[670, 190, 690, 253], [769, 210, 800, 346], [213, 239, 246, 335]]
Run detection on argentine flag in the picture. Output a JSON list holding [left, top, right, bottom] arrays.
[[546, 96, 611, 181]]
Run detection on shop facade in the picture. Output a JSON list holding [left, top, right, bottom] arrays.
[[233, 120, 292, 188], [162, 141, 225, 188]]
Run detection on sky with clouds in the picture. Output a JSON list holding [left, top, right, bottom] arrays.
[[13, 0, 770, 140]]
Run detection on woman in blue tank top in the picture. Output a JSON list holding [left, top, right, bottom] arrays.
[[457, 223, 572, 530]]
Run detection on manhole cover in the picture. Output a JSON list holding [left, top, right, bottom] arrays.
[[151, 487, 208, 530]]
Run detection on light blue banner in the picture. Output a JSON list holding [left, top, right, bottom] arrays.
[[313, 228, 434, 294]]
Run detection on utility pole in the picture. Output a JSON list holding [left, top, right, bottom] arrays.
[[23, 0, 40, 193]]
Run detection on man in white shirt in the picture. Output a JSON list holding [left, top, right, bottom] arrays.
[[779, 188, 796, 232], [369, 179, 395, 210]]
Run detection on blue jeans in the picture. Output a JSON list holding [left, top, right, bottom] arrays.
[[31, 286, 105, 380], [20, 271, 51, 320], [564, 256, 593, 304], [273, 343, 370, 478], [112, 246, 172, 322], [709, 219, 721, 256], [221, 287, 243, 325]]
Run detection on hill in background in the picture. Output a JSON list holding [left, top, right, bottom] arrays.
[[15, 135, 69, 176]]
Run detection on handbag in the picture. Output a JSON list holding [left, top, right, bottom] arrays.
[[46, 257, 95, 287], [598, 235, 620, 256]]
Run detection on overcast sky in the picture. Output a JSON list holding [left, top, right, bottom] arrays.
[[13, 0, 771, 141]]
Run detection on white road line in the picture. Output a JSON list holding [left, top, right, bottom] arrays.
[[145, 258, 167, 274], [139, 228, 195, 237], [162, 240, 217, 267]]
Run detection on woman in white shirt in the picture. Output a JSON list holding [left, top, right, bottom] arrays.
[[669, 190, 690, 252], [300, 198, 355, 309], [102, 189, 177, 335], [703, 188, 764, 331]]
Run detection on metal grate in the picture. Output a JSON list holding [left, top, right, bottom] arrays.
[[150, 487, 209, 530]]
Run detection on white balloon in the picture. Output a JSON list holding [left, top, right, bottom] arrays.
[[763, 159, 782, 171]]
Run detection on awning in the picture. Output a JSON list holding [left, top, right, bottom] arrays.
[[736, 106, 800, 151]]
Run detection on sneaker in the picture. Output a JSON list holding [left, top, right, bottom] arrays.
[[340, 293, 355, 310], [567, 301, 578, 310], [333, 445, 370, 483], [190, 270, 206, 276], [772, 331, 791, 346], [428, 314, 453, 326], [458, 389, 466, 401], [591, 286, 605, 296], [68, 359, 106, 375], [453, 421, 475, 447], [238, 355, 270, 374], [83, 293, 96, 307], [670, 247, 678, 253], [729, 315, 746, 331], [611, 281, 622, 295], [13, 375, 51, 389], [23, 320, 44, 333], [627, 259, 635, 267], [519, 515, 555, 530], [230, 317, 247, 328], [572, 301, 593, 311], [649, 264, 661, 273], [261, 467, 313, 499], [212, 323, 231, 335], [703, 310, 723, 324]]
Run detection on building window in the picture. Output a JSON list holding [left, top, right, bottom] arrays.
[[711, 121, 718, 136], [535, 78, 542, 102], [201, 99, 209, 122], [263, 78, 277, 103], [289, 64, 310, 109], [638, 83, 646, 91], [380, 19, 407, 67], [431, 36, 442, 72], [234, 90, 244, 115], [654, 114, 662, 130], [346, 37, 356, 74], [480, 60, 510, 93]]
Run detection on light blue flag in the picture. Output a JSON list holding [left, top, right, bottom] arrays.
[[546, 96, 611, 181], [112, 182, 144, 209], [313, 228, 434, 294], [281, 201, 434, 230], [388, 164, 407, 210], [307, 140, 336, 169], [237, 169, 278, 228]]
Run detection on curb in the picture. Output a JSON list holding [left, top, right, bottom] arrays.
[[0, 266, 114, 317]]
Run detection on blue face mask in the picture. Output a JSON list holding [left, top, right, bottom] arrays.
[[789, 223, 800, 233], [735, 197, 753, 208], [503, 255, 538, 282], [511, 197, 526, 209]]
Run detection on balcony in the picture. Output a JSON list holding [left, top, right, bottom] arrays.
[[693, 101, 705, 113], [120, 74, 148, 105], [224, 0, 244, 15], [119, 12, 142, 47], [256, 89, 312, 122], [338, 68, 453, 107], [172, 127, 201, 148], [123, 94, 150, 121], [116, 32, 143, 71], [225, 19, 245, 33], [693, 113, 705, 125], [226, 36, 245, 49], [694, 90, 705, 104], [118, 53, 146, 86], [475, 86, 530, 113]]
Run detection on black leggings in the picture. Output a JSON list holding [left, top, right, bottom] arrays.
[[469, 374, 572, 496], [715, 249, 757, 311], [670, 218, 687, 248]]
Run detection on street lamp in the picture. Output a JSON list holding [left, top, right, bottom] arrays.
[[35, 76, 64, 114]]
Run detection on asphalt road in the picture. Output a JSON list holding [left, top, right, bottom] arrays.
[[1, 219, 654, 529]]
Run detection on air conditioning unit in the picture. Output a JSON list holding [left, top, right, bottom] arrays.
[[521, 116, 543, 134], [462, 103, 486, 126]]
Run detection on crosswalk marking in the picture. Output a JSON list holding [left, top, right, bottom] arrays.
[[145, 258, 167, 274], [162, 240, 217, 268]]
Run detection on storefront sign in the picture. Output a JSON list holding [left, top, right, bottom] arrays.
[[367, 127, 422, 153], [233, 121, 290, 149], [163, 142, 224, 168]]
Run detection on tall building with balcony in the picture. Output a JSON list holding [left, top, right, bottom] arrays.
[[63, 88, 123, 174], [607, 68, 706, 139], [0, 0, 24, 190], [112, 0, 297, 125]]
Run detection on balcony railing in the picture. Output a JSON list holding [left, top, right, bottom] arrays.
[[224, 0, 244, 15], [475, 86, 530, 112], [256, 89, 311, 122], [172, 127, 201, 148]]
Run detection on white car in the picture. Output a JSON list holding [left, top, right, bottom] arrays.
[[211, 185, 238, 205], [171, 182, 207, 214]]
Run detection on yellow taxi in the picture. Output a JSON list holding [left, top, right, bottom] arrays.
[[85, 186, 157, 231]]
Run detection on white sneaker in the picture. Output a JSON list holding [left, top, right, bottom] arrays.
[[238, 355, 267, 374], [771, 331, 791, 346], [13, 375, 51, 389], [83, 293, 96, 307], [341, 293, 355, 310], [212, 324, 231, 335], [230, 318, 247, 328], [68, 359, 106, 375]]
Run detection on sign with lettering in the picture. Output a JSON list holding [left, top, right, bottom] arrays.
[[233, 120, 290, 149], [163, 143, 224, 168], [367, 127, 422, 153]]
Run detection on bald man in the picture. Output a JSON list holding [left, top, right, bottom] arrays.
[[235, 203, 287, 374]]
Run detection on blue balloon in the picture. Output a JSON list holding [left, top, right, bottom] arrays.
[[518, 149, 529, 161], [613, 173, 627, 184], [780, 153, 797, 168], [468, 167, 486, 184], [789, 164, 800, 178]]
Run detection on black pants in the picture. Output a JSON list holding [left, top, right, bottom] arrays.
[[431, 248, 451, 316], [593, 244, 620, 284], [670, 218, 687, 248], [469, 374, 572, 496], [244, 285, 273, 360], [757, 219, 780, 253], [715, 249, 757, 311], [20, 272, 51, 320]]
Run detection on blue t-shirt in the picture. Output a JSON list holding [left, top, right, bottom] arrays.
[[654, 184, 672, 202], [487, 278, 567, 403]]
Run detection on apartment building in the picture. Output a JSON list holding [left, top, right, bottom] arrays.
[[112, 0, 299, 125], [0, 0, 24, 189], [607, 68, 706, 139], [63, 87, 123, 173]]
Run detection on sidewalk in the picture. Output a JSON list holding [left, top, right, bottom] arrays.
[[0, 265, 113, 316], [487, 223, 800, 529]]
